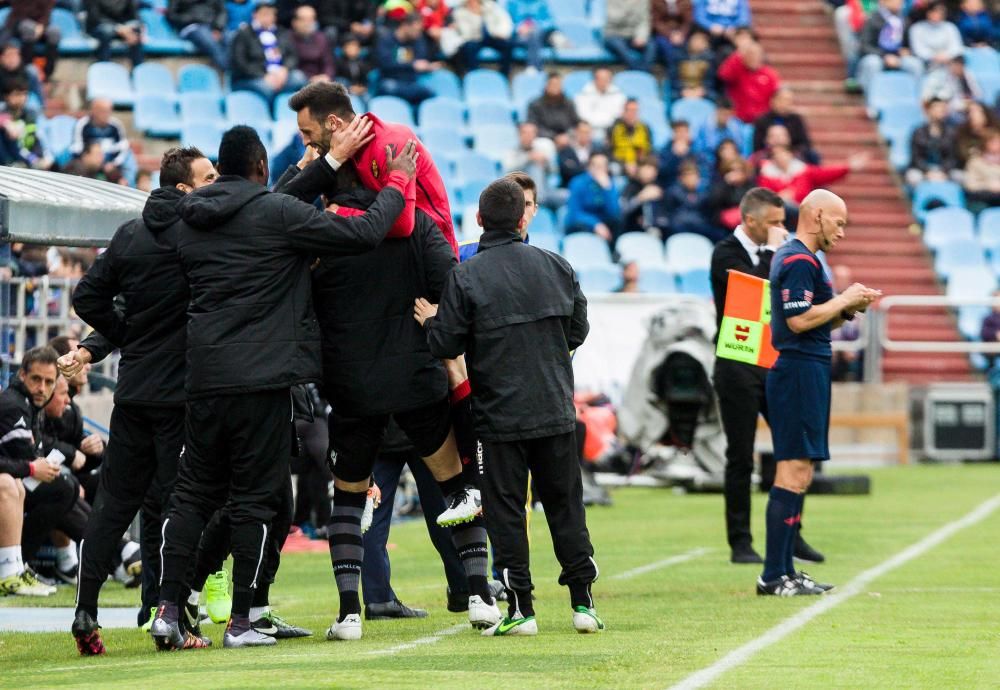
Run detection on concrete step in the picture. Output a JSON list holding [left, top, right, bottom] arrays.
[[887, 326, 961, 341], [766, 52, 845, 67], [751, 0, 830, 16], [756, 25, 840, 40], [844, 254, 933, 269]]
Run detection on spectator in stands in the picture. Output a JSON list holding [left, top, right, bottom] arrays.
[[616, 261, 641, 293], [979, 289, 1000, 367], [334, 33, 370, 96], [64, 140, 122, 182], [748, 122, 793, 168], [226, 0, 256, 33], [449, 0, 515, 76], [289, 4, 334, 82], [956, 100, 1000, 165], [708, 157, 755, 229], [85, 0, 145, 66], [166, 0, 228, 71], [506, 0, 560, 72], [373, 13, 441, 105], [135, 169, 153, 192], [833, 0, 879, 86], [230, 1, 307, 102], [830, 264, 863, 381], [1, 0, 60, 80], [908, 1, 964, 72], [692, 0, 752, 48], [696, 97, 747, 159], [604, 0, 655, 72], [69, 98, 131, 178], [651, 0, 693, 66], [565, 151, 621, 243], [955, 0, 998, 47], [557, 119, 605, 187], [857, 0, 924, 92], [665, 161, 725, 241], [574, 67, 628, 137], [757, 144, 869, 204], [0, 78, 51, 169], [527, 72, 580, 144], [752, 87, 818, 164], [713, 138, 743, 179], [620, 155, 667, 235], [415, 0, 451, 50], [0, 41, 45, 106], [963, 127, 1000, 206], [658, 119, 701, 188], [905, 97, 960, 185], [609, 99, 653, 177], [667, 28, 717, 101], [503, 122, 559, 206], [315, 0, 377, 47], [717, 41, 781, 124], [922, 55, 981, 113]]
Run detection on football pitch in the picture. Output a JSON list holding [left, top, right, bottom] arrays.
[[2, 464, 999, 689]]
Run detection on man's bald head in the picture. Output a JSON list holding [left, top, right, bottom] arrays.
[[798, 189, 848, 253]]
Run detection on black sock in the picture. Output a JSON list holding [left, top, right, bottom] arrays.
[[155, 600, 178, 623], [438, 472, 465, 499], [160, 581, 183, 607], [232, 584, 253, 620], [785, 493, 805, 575], [228, 613, 250, 636], [450, 393, 480, 488], [568, 582, 594, 610], [762, 487, 800, 582], [508, 589, 534, 619], [252, 580, 271, 608], [450, 517, 492, 603], [76, 577, 101, 619], [330, 487, 366, 620], [76, 601, 98, 620]]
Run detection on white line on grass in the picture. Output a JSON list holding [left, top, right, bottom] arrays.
[[366, 623, 468, 656], [610, 547, 712, 581], [669, 493, 1000, 690]]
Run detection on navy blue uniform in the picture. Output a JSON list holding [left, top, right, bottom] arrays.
[[766, 239, 834, 461]]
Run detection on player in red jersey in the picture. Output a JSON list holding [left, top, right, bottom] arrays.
[[286, 81, 457, 255]]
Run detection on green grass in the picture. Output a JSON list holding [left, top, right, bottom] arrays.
[[3, 465, 1000, 689]]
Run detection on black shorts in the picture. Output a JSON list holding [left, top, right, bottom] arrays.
[[765, 355, 831, 462], [328, 397, 451, 482]]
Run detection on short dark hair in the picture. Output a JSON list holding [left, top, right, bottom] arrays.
[[21, 345, 59, 373], [504, 171, 537, 201], [47, 336, 76, 357], [671, 119, 690, 130], [288, 81, 355, 123], [3, 77, 28, 94], [739, 187, 784, 220], [160, 146, 206, 188], [478, 178, 525, 232], [217, 126, 266, 178]]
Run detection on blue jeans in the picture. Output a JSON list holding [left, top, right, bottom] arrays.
[[179, 23, 228, 71], [361, 450, 467, 605], [91, 21, 144, 66], [458, 34, 514, 75], [516, 27, 550, 70], [232, 70, 308, 104], [605, 35, 656, 71]]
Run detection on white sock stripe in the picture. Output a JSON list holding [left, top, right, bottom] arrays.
[[250, 524, 268, 590], [158, 518, 169, 587], [74, 539, 84, 607], [589, 556, 600, 583]]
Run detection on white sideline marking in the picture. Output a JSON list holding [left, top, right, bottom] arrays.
[[669, 493, 1000, 690], [366, 623, 468, 656], [611, 547, 712, 581]]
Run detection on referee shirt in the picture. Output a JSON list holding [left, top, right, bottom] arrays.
[[769, 238, 834, 361]]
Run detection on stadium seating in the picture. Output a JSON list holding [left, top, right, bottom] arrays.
[[51, 8, 97, 55], [553, 18, 612, 63], [467, 101, 515, 132], [459, 178, 492, 208], [180, 92, 225, 127], [178, 64, 221, 95], [979, 208, 1000, 240], [877, 102, 924, 142], [866, 71, 919, 116], [418, 97, 466, 132], [273, 92, 296, 121], [181, 121, 225, 160], [882, 125, 916, 170], [638, 266, 677, 293], [45, 115, 78, 166], [463, 70, 511, 104], [133, 62, 175, 99], [934, 239, 988, 280], [512, 71, 547, 105], [86, 62, 134, 107], [531, 208, 557, 236], [454, 151, 500, 184], [562, 69, 593, 99], [563, 233, 613, 268], [923, 207, 976, 252], [678, 269, 712, 299], [946, 265, 997, 299], [548, 0, 585, 23], [226, 91, 272, 129], [957, 305, 989, 340], [670, 97, 715, 136], [665, 233, 714, 273], [964, 46, 1000, 78], [912, 182, 966, 224], [577, 265, 622, 293], [530, 232, 561, 253], [419, 70, 463, 100], [471, 124, 517, 161], [140, 8, 195, 55], [421, 127, 468, 164], [367, 95, 416, 129], [613, 71, 661, 101], [271, 119, 299, 151], [615, 232, 666, 266], [134, 94, 180, 138]]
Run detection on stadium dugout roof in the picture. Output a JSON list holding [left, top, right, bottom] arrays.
[[0, 166, 147, 247]]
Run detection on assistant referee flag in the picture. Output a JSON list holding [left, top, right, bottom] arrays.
[[715, 270, 779, 369]]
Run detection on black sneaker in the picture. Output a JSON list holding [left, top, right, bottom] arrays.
[[446, 587, 470, 613], [251, 610, 312, 638], [71, 610, 106, 656], [56, 563, 79, 585], [795, 571, 834, 593], [794, 534, 826, 564], [755, 575, 822, 597], [365, 599, 429, 620], [730, 545, 764, 565]]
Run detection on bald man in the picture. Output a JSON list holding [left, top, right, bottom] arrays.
[[757, 189, 879, 596]]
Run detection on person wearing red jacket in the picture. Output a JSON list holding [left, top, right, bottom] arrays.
[[757, 145, 869, 204], [286, 81, 458, 254], [717, 41, 781, 124]]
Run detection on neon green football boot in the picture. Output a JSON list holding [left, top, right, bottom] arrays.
[[204, 570, 232, 624]]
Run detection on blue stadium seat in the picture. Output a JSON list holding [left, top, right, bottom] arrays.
[[877, 102, 924, 141], [563, 233, 613, 268], [882, 125, 917, 170], [561, 70, 593, 100], [588, 0, 607, 27], [548, 0, 586, 22], [181, 121, 225, 160], [273, 92, 295, 120], [613, 71, 661, 101], [141, 8, 196, 55], [577, 265, 622, 293], [418, 97, 466, 130], [178, 64, 221, 94], [45, 115, 78, 166], [419, 70, 463, 100], [86, 62, 133, 107], [616, 232, 665, 266], [226, 91, 272, 126], [530, 232, 561, 253], [134, 94, 180, 137], [977, 72, 1000, 107], [461, 208, 483, 241], [678, 268, 712, 298], [670, 98, 716, 136], [464, 69, 510, 104], [638, 266, 677, 293], [957, 305, 989, 340], [132, 62, 175, 98], [180, 92, 224, 125], [421, 127, 468, 163], [979, 208, 1000, 241], [454, 151, 500, 184], [350, 94, 367, 114], [946, 265, 997, 299], [553, 18, 611, 63], [459, 178, 492, 208], [530, 208, 556, 236], [866, 71, 919, 115], [471, 124, 517, 161], [665, 232, 714, 273], [271, 119, 299, 151], [367, 95, 416, 129], [964, 46, 1000, 78], [924, 206, 975, 251], [512, 71, 547, 105], [934, 239, 987, 279], [913, 182, 966, 223], [51, 8, 96, 55], [467, 100, 515, 129]]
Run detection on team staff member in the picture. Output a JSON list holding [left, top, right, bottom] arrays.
[[151, 126, 416, 651], [418, 178, 602, 637], [710, 188, 824, 565], [758, 189, 878, 596]]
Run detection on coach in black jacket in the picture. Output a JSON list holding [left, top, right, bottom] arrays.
[[421, 178, 600, 632], [151, 126, 414, 650]]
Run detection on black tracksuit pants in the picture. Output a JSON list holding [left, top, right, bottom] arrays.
[[480, 431, 598, 601], [23, 471, 84, 561], [75, 404, 182, 617], [713, 358, 769, 550], [160, 390, 291, 617]]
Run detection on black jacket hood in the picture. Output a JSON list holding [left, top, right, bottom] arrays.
[[142, 186, 185, 233], [177, 175, 269, 229]]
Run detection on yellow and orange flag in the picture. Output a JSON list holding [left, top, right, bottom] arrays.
[[715, 271, 779, 369]]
